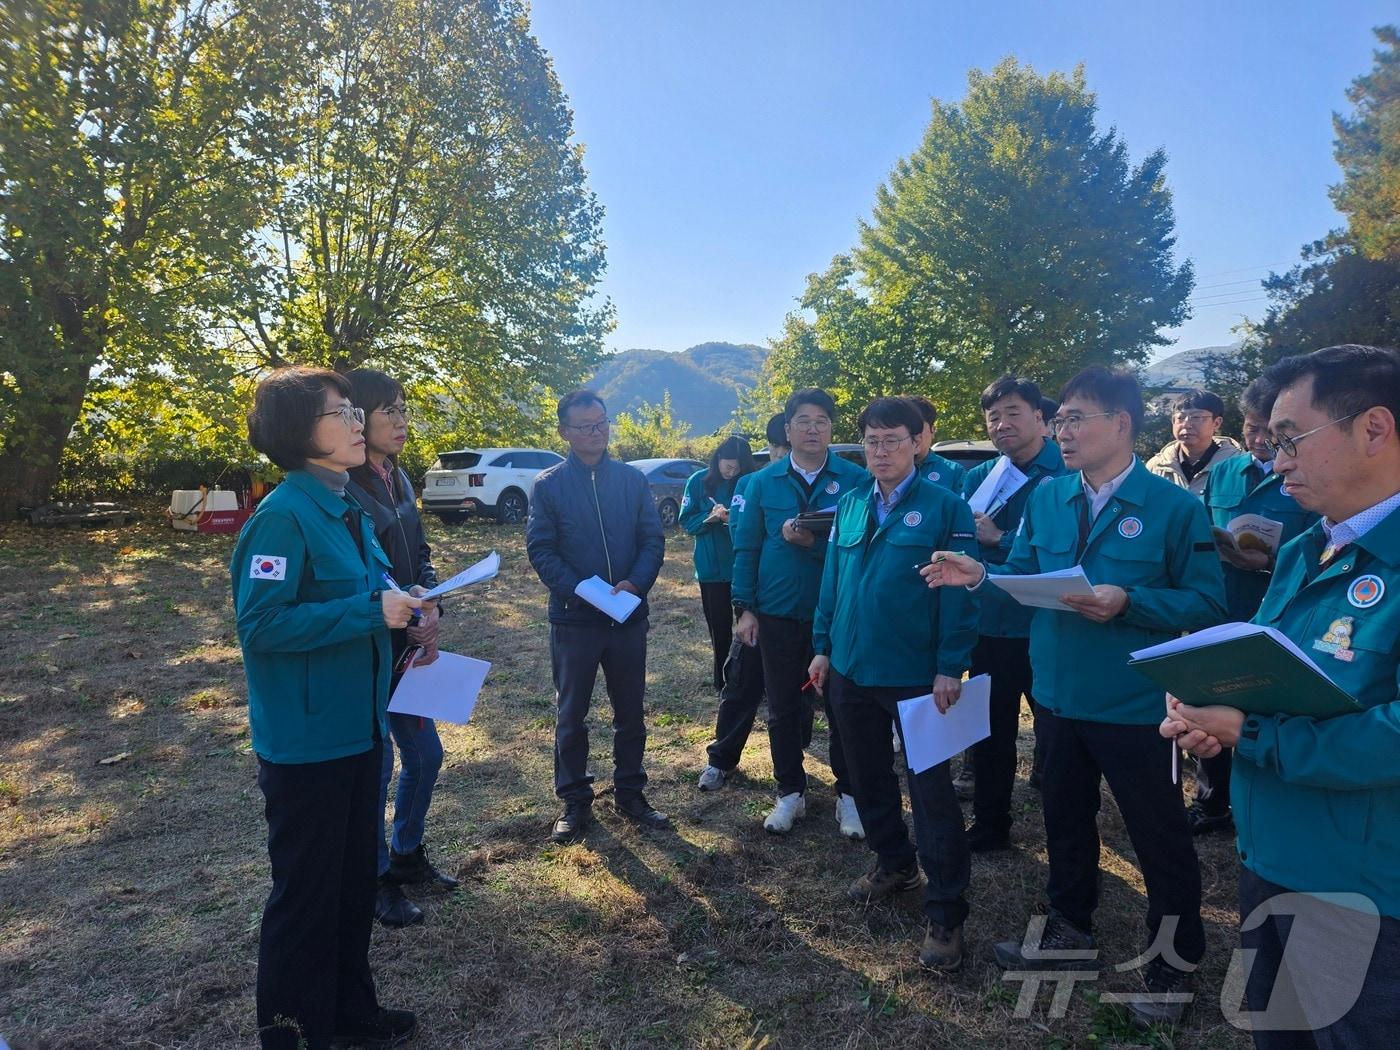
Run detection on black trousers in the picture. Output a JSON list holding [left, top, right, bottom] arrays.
[[707, 631, 770, 769], [1238, 866, 1400, 1048], [1038, 710, 1205, 965], [1193, 747, 1233, 815], [756, 613, 850, 797], [698, 581, 733, 690], [969, 635, 1042, 831], [551, 617, 649, 804], [828, 671, 970, 929], [256, 743, 382, 1050]]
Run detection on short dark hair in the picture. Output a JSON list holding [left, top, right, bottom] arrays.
[[705, 435, 757, 495], [784, 387, 836, 422], [980, 375, 1044, 413], [345, 368, 405, 415], [1171, 388, 1226, 418], [557, 388, 607, 425], [857, 396, 924, 437], [765, 411, 789, 448], [1059, 367, 1144, 437], [247, 366, 353, 471], [1239, 376, 1279, 420], [1263, 344, 1400, 430], [902, 395, 937, 427], [1040, 396, 1059, 421]]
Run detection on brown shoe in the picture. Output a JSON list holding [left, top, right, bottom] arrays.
[[919, 922, 964, 972], [846, 861, 921, 904]]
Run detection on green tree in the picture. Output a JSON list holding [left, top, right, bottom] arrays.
[[1332, 26, 1400, 262]]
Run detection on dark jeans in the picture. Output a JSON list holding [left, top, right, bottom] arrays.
[[377, 713, 444, 875], [1193, 747, 1233, 816], [256, 744, 382, 1050], [756, 613, 850, 797], [1038, 710, 1205, 965], [828, 670, 970, 930], [1237, 866, 1400, 1048], [551, 617, 649, 804], [698, 581, 733, 689], [969, 635, 1042, 831]]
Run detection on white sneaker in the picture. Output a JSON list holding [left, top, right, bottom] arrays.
[[763, 792, 806, 834], [697, 765, 726, 792], [836, 793, 866, 840]]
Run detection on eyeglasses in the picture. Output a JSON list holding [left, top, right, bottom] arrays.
[[862, 435, 912, 453], [317, 405, 365, 427], [376, 404, 411, 422], [1050, 411, 1114, 437], [1264, 411, 1362, 458], [564, 419, 610, 435], [789, 418, 832, 433], [1173, 411, 1216, 425]]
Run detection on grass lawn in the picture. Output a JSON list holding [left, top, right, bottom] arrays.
[[0, 511, 1252, 1049]]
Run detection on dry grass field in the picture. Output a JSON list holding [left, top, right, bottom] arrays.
[[0, 512, 1252, 1049]]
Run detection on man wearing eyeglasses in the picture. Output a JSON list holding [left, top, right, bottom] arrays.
[[1164, 344, 1400, 1048], [923, 366, 1226, 1028], [1146, 389, 1245, 497], [526, 389, 668, 844]]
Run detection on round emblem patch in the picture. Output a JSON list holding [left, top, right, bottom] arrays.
[[1349, 574, 1385, 609], [1118, 516, 1144, 539], [903, 511, 923, 527], [1038, 475, 1056, 487], [825, 480, 840, 495], [260, 560, 275, 573], [926, 470, 941, 482]]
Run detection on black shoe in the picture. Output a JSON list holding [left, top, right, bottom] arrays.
[[1124, 957, 1195, 1027], [550, 801, 593, 844], [389, 843, 460, 890], [615, 793, 671, 830], [846, 861, 922, 904], [375, 876, 424, 929], [333, 1006, 417, 1048], [966, 822, 1012, 853], [1185, 804, 1234, 836], [993, 914, 1099, 971]]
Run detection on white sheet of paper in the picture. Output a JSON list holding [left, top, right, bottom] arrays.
[[986, 565, 1096, 609], [896, 675, 992, 774], [388, 650, 490, 724], [966, 456, 1030, 516], [574, 575, 642, 622], [1129, 620, 1331, 679], [419, 550, 499, 601]]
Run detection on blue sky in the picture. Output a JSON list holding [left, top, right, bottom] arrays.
[[530, 1, 1393, 363]]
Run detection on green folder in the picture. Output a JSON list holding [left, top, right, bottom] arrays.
[[1128, 625, 1363, 720]]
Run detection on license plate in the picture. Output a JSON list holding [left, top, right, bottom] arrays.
[[434, 477, 456, 486]]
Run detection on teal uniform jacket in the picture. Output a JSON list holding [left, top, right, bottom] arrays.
[[1235, 510, 1400, 917], [814, 474, 980, 685], [731, 453, 869, 621], [230, 471, 394, 764], [918, 451, 966, 493], [679, 469, 737, 583], [1201, 455, 1318, 620], [999, 459, 1228, 725], [960, 440, 1067, 638]]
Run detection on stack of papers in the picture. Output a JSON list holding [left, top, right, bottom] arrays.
[[574, 575, 642, 622], [896, 675, 992, 774], [388, 651, 491, 724], [420, 551, 499, 600], [986, 565, 1095, 609], [966, 457, 1030, 516]]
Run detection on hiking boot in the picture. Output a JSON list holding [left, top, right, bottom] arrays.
[[1124, 957, 1196, 1027], [388, 843, 459, 890], [697, 765, 727, 792], [835, 793, 865, 840], [846, 860, 922, 904], [1185, 804, 1234, 836], [763, 792, 806, 834], [615, 793, 671, 830], [953, 762, 975, 802], [919, 921, 964, 972], [333, 1006, 417, 1048], [966, 822, 1012, 853], [993, 914, 1099, 971], [550, 801, 592, 844], [374, 876, 424, 929]]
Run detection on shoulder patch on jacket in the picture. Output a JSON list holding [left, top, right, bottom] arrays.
[[249, 555, 287, 581]]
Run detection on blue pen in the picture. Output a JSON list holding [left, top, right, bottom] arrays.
[[381, 572, 422, 625]]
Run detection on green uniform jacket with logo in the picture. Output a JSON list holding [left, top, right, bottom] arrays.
[[1201, 455, 1318, 621], [1000, 459, 1228, 725], [813, 474, 980, 685], [230, 471, 393, 764], [1235, 511, 1400, 917], [918, 451, 966, 493], [960, 440, 1067, 638], [731, 453, 869, 621], [679, 469, 737, 583]]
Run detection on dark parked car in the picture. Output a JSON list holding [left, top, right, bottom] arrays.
[[627, 457, 706, 528]]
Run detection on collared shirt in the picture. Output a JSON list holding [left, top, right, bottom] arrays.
[[1321, 489, 1400, 550], [1081, 457, 1137, 521], [790, 455, 828, 488], [871, 467, 917, 524], [1252, 456, 1273, 474]]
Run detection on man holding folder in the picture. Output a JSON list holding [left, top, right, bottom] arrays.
[[924, 367, 1226, 1027], [1165, 344, 1400, 1046]]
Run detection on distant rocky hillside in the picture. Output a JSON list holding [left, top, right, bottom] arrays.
[[587, 341, 768, 435], [1141, 342, 1244, 389]]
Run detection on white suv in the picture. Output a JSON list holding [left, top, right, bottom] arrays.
[[421, 447, 564, 525]]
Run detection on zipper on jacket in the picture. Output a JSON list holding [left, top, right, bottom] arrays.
[[590, 469, 615, 583], [379, 468, 414, 581]]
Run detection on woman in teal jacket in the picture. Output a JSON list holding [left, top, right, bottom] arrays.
[[231, 367, 421, 1050], [680, 435, 757, 690]]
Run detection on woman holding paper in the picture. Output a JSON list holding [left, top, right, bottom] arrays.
[[231, 367, 420, 1050], [345, 369, 459, 932], [680, 436, 757, 690]]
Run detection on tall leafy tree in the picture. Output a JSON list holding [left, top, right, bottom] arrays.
[[1332, 25, 1400, 262]]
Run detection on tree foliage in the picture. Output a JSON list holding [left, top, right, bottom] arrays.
[[1332, 25, 1400, 262]]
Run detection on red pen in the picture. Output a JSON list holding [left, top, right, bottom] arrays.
[[800, 671, 820, 692]]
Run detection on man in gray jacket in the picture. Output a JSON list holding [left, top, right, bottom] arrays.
[[527, 389, 669, 843]]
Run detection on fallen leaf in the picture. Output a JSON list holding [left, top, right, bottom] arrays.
[[97, 752, 131, 766], [56, 633, 78, 641]]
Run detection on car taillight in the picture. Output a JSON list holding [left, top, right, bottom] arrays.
[[468, 473, 485, 487]]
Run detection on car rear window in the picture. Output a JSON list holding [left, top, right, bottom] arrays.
[[437, 452, 481, 470]]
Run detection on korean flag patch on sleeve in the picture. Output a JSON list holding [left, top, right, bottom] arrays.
[[249, 555, 287, 581]]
